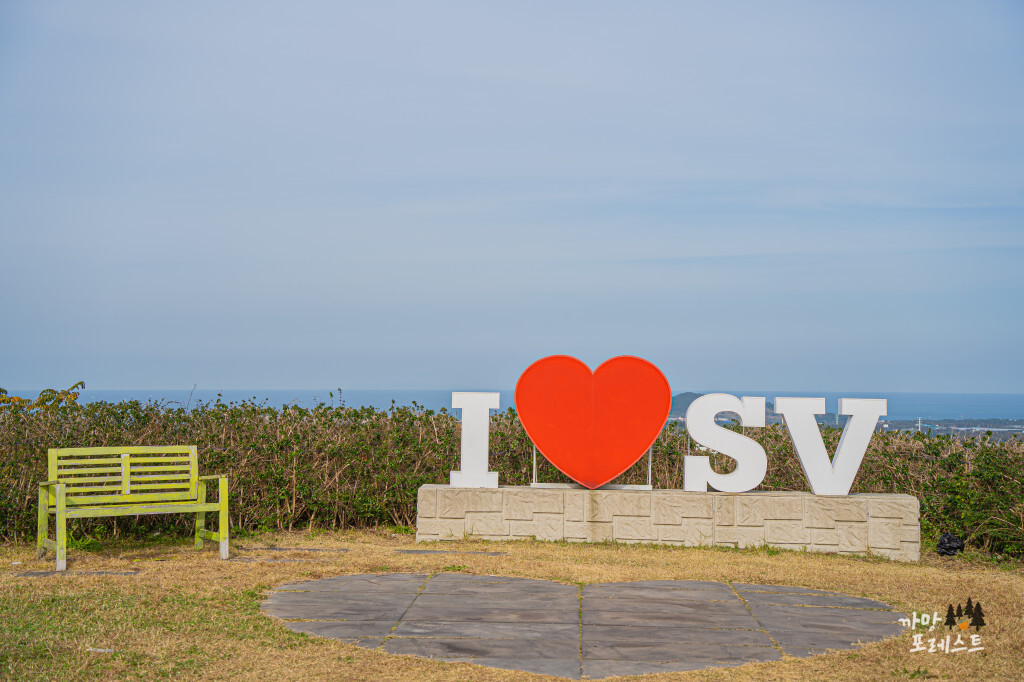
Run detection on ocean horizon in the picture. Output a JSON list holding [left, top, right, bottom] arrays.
[[8, 388, 1024, 421]]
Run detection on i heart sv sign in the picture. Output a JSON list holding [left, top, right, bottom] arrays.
[[449, 355, 887, 496], [514, 355, 672, 489]]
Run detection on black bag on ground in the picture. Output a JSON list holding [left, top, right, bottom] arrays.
[[936, 533, 965, 556]]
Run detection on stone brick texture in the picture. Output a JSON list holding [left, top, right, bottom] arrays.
[[416, 486, 920, 562]]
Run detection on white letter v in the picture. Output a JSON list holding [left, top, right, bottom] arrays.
[[774, 398, 886, 496]]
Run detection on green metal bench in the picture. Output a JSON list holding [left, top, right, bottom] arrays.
[[37, 445, 229, 571]]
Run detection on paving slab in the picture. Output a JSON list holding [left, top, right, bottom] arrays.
[[740, 591, 893, 609], [264, 590, 414, 602], [264, 592, 415, 607], [411, 594, 579, 610], [733, 582, 843, 595], [583, 600, 755, 629], [285, 620, 396, 641], [749, 604, 906, 629], [763, 618, 906, 640], [584, 595, 750, 616], [262, 573, 907, 679], [263, 600, 416, 617], [275, 574, 428, 592], [383, 636, 580, 659], [584, 584, 734, 601], [263, 605, 409, 621], [420, 582, 573, 597], [583, 624, 771, 647], [403, 605, 579, 624], [773, 633, 888, 651], [393, 621, 579, 639]]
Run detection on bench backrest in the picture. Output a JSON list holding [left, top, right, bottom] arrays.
[[47, 446, 199, 506]]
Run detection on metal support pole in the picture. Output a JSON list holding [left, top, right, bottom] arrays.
[[532, 445, 537, 485], [646, 446, 653, 487]]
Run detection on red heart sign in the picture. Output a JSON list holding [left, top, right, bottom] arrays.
[[514, 355, 672, 489]]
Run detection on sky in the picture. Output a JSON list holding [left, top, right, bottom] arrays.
[[2, 2, 1023, 394]]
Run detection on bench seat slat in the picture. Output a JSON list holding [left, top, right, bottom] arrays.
[[67, 482, 192, 494], [131, 477, 192, 483], [66, 484, 123, 493], [55, 446, 193, 456], [57, 466, 121, 476], [57, 457, 122, 465], [59, 475, 191, 486], [126, 482, 191, 491], [64, 502, 221, 518], [130, 465, 191, 473], [129, 456, 192, 463], [64, 489, 195, 501], [64, 491, 194, 505], [58, 475, 121, 484]]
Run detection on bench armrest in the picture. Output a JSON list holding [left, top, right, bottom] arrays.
[[199, 474, 227, 481], [39, 480, 61, 487]]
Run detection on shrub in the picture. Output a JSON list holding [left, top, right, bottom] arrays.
[[2, 390, 1021, 554]]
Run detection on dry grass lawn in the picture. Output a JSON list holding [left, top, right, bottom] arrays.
[[1, 529, 1022, 680]]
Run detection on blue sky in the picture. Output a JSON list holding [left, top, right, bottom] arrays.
[[2, 2, 1022, 393]]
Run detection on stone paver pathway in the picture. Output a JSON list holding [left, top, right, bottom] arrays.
[[262, 574, 906, 678]]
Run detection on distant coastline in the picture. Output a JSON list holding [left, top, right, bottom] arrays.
[[8, 388, 1024, 422]]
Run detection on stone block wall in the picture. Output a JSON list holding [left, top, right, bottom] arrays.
[[416, 485, 920, 561]]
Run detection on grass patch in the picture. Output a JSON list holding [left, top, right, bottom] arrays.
[[2, 528, 1022, 680]]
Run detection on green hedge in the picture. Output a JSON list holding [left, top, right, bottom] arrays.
[[2, 398, 1022, 554]]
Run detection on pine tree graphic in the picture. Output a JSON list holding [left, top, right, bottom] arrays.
[[965, 597, 974, 619], [944, 604, 957, 629], [956, 603, 964, 620], [970, 602, 986, 630]]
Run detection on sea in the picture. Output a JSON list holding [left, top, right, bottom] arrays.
[[8, 388, 1024, 421]]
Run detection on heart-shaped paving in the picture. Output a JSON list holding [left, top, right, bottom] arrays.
[[262, 574, 907, 679], [514, 355, 672, 489]]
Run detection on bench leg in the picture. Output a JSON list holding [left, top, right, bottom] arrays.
[[218, 476, 229, 560], [37, 487, 48, 559], [55, 484, 67, 572], [195, 480, 207, 550]]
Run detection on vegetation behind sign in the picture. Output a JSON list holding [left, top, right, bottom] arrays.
[[1, 391, 1021, 555]]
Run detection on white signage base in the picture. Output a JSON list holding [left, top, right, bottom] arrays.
[[415, 485, 920, 562]]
